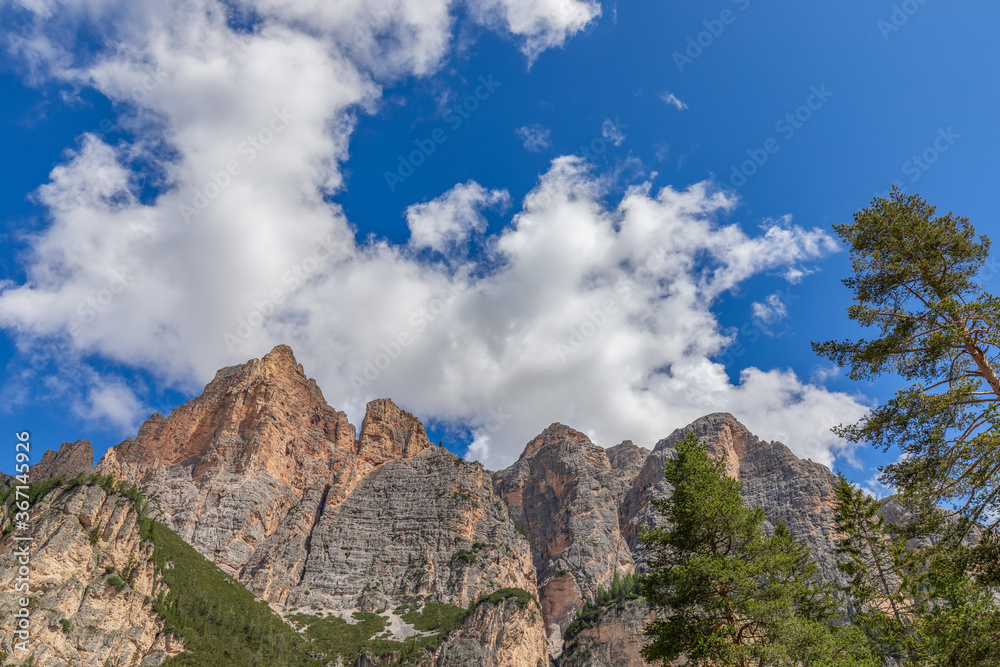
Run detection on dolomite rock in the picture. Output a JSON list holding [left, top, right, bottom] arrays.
[[560, 599, 655, 667], [29, 440, 94, 483], [435, 595, 548, 667], [96, 345, 360, 580], [496, 413, 847, 665], [0, 483, 181, 666], [493, 424, 637, 657], [97, 345, 535, 614], [250, 446, 537, 609], [620, 412, 844, 583]]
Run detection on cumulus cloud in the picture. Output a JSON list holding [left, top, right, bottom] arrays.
[[515, 124, 552, 152], [406, 182, 510, 253], [471, 0, 602, 63], [72, 379, 147, 436], [0, 0, 873, 472], [751, 292, 790, 328], [659, 91, 687, 110]]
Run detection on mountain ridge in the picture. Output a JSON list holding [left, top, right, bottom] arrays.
[[7, 344, 850, 666]]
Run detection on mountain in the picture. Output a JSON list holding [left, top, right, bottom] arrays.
[[29, 439, 94, 483], [0, 480, 181, 666], [0, 345, 848, 666]]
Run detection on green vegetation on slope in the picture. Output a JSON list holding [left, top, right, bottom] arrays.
[[564, 572, 643, 640], [3, 475, 540, 666], [147, 520, 320, 666]]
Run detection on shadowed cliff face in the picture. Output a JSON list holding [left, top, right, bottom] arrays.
[[493, 412, 845, 665], [620, 412, 843, 583], [492, 424, 644, 657]]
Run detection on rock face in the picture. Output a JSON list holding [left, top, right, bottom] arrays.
[[42, 347, 847, 667], [436, 595, 548, 667], [492, 412, 846, 665], [29, 440, 94, 483], [97, 345, 538, 619], [620, 413, 842, 582], [0, 484, 180, 666], [493, 424, 637, 656], [97, 344, 358, 582], [248, 446, 536, 610], [561, 599, 655, 667]]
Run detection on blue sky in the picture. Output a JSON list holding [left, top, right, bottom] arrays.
[[1, 0, 997, 489]]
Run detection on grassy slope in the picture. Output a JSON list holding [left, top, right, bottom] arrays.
[[4, 476, 538, 667]]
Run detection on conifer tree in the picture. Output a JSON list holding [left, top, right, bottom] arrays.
[[834, 473, 1000, 665], [813, 187, 1000, 579], [640, 434, 875, 667]]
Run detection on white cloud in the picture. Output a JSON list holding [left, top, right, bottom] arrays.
[[659, 91, 687, 110], [0, 0, 872, 473], [72, 379, 147, 436], [601, 118, 626, 146], [406, 181, 510, 253], [861, 474, 895, 499], [751, 292, 789, 328], [515, 124, 552, 152], [471, 0, 602, 64]]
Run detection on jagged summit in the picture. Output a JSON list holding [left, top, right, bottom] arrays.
[[29, 439, 94, 482], [11, 345, 852, 666], [518, 422, 596, 460]]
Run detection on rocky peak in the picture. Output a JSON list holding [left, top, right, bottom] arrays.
[[100, 344, 355, 490], [495, 426, 635, 656], [605, 440, 650, 472], [519, 422, 596, 461], [624, 412, 843, 583], [652, 412, 762, 480], [600, 440, 652, 509], [355, 398, 432, 466], [30, 439, 94, 482]]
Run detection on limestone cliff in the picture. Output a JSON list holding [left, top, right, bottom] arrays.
[[560, 599, 654, 667], [493, 424, 636, 656], [248, 446, 536, 610], [29, 440, 94, 483], [0, 483, 180, 666], [436, 593, 548, 667], [620, 413, 843, 582], [97, 345, 537, 619]]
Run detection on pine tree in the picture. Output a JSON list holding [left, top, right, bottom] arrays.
[[833, 474, 1000, 666], [640, 433, 875, 667], [832, 473, 918, 661], [812, 187, 1000, 580]]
